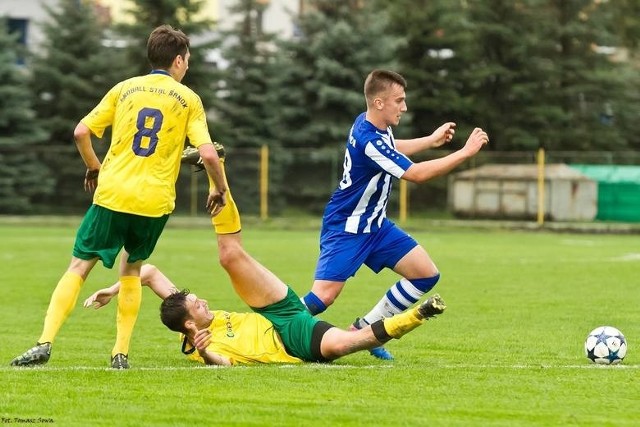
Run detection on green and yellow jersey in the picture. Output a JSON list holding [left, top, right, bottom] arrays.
[[181, 310, 303, 366], [81, 71, 212, 217]]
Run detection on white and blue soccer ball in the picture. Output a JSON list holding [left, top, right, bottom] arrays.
[[584, 326, 627, 365]]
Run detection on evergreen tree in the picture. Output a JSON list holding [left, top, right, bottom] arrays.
[[380, 0, 562, 150], [208, 0, 286, 214], [381, 0, 640, 152], [461, 0, 563, 150], [376, 0, 478, 140], [540, 0, 637, 150], [0, 20, 52, 213], [609, 0, 640, 58], [597, 0, 640, 149], [116, 0, 218, 106], [276, 0, 399, 148], [30, 0, 133, 212], [273, 0, 399, 212]]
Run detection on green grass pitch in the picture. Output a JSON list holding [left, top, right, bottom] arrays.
[[1, 222, 638, 426]]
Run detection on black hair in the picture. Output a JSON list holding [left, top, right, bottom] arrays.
[[147, 24, 190, 70], [160, 289, 191, 334]]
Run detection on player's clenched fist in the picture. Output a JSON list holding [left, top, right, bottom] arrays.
[[462, 128, 489, 156]]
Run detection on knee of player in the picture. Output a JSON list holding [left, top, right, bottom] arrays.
[[322, 343, 348, 360], [217, 242, 244, 270], [319, 329, 350, 359], [424, 261, 440, 277], [318, 290, 338, 307]]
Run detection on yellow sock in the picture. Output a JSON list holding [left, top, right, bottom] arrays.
[[112, 276, 142, 356], [38, 271, 84, 344], [382, 308, 424, 339], [208, 159, 241, 234]]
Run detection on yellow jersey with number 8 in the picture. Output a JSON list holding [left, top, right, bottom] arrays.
[[81, 72, 212, 217]]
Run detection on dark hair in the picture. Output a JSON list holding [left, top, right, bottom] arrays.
[[147, 24, 190, 70], [364, 69, 407, 104], [160, 289, 191, 334]]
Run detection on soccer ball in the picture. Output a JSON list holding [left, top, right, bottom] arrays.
[[584, 326, 627, 365]]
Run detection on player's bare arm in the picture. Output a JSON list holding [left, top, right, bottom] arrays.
[[395, 122, 456, 156], [73, 122, 102, 193], [198, 144, 227, 216], [83, 263, 179, 309], [188, 325, 232, 366], [83, 286, 118, 309], [402, 127, 489, 183]]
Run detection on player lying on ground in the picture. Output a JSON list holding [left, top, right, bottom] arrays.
[[84, 218, 446, 366]]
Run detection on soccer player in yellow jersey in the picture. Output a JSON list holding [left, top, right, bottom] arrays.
[[10, 25, 227, 370], [83, 204, 447, 366]]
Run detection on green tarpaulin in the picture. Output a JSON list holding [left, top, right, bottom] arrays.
[[570, 165, 640, 222]]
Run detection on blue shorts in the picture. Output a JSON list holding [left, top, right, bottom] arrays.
[[314, 219, 418, 281]]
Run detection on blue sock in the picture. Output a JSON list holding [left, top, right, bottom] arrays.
[[300, 292, 327, 315]]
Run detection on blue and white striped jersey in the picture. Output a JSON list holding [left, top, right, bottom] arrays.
[[322, 112, 413, 234]]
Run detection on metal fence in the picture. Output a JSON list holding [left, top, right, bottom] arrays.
[[2, 145, 639, 218]]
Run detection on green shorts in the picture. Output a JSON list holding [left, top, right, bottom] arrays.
[[252, 287, 334, 362], [73, 204, 169, 268]]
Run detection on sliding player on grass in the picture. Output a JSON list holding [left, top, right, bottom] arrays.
[[84, 190, 446, 366]]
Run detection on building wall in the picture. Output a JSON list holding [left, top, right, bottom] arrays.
[[1, 0, 302, 56], [450, 164, 598, 221], [216, 0, 301, 38], [97, 0, 219, 24], [0, 0, 55, 53], [98, 0, 301, 38]]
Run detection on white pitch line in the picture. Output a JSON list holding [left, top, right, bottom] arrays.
[[0, 363, 394, 372], [611, 253, 640, 261], [1, 363, 637, 372], [439, 364, 638, 369], [0, 364, 393, 372], [1, 366, 218, 372]]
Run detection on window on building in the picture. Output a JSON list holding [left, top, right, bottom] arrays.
[[8, 18, 28, 64]]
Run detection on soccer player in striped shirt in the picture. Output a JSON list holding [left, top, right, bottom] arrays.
[[10, 25, 227, 369], [300, 69, 489, 360]]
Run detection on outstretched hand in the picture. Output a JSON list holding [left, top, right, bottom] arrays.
[[462, 128, 490, 156], [430, 122, 456, 148], [83, 289, 114, 309]]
